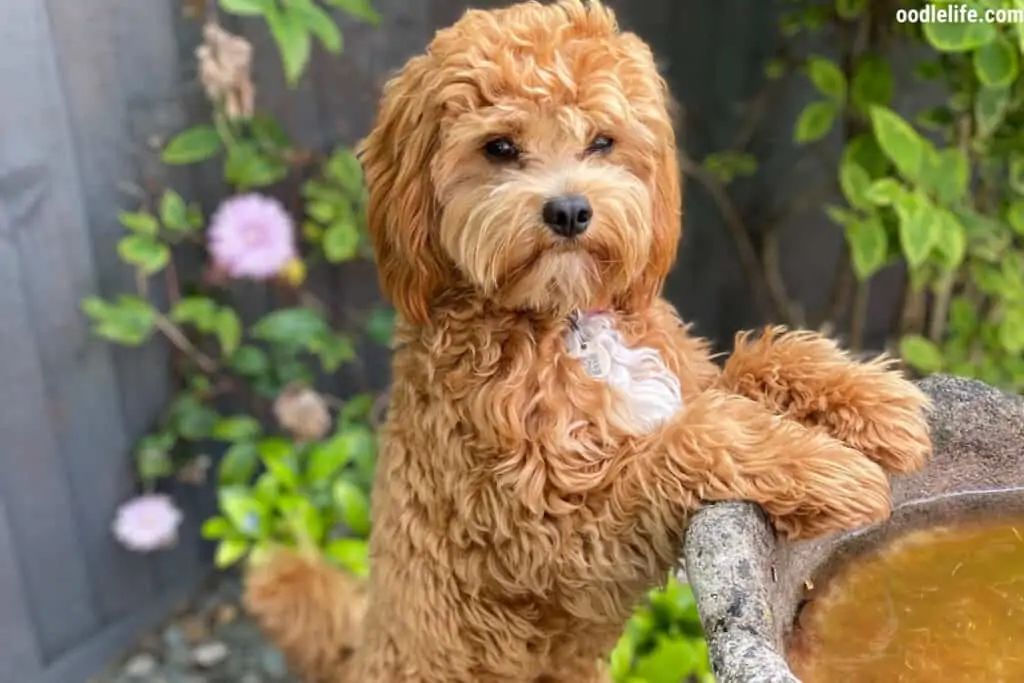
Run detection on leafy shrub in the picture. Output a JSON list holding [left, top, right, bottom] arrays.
[[87, 0, 385, 575]]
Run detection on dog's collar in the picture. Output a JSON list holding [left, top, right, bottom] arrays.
[[567, 308, 610, 354], [568, 308, 608, 331]]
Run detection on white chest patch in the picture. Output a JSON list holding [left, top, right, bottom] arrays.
[[565, 312, 684, 434]]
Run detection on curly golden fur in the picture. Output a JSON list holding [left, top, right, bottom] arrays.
[[244, 2, 932, 681]]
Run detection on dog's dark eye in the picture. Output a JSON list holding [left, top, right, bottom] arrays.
[[484, 138, 521, 161], [586, 136, 615, 154]]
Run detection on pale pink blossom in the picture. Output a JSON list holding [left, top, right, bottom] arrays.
[[207, 193, 296, 279], [112, 493, 184, 552]]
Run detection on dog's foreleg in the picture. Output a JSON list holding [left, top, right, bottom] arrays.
[[611, 389, 892, 540]]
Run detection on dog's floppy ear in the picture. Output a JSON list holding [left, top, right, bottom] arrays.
[[617, 120, 682, 312], [359, 54, 449, 326]]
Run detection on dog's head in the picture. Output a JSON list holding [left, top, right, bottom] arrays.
[[360, 0, 680, 323]]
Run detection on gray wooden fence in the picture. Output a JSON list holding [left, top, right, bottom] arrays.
[[0, 0, 902, 681]]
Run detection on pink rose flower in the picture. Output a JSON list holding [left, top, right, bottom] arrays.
[[207, 193, 296, 279], [112, 493, 184, 552]]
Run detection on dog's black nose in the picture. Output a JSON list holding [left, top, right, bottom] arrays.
[[542, 194, 592, 238]]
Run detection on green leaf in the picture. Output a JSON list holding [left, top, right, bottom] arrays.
[[119, 211, 159, 236], [162, 125, 222, 165], [869, 106, 927, 183], [117, 234, 170, 275], [949, 296, 979, 336], [835, 0, 866, 19], [632, 635, 703, 683], [702, 151, 758, 184], [899, 334, 944, 374], [338, 393, 374, 426], [923, 7, 997, 52], [917, 105, 955, 131], [971, 261, 1008, 295], [212, 415, 262, 442], [975, 85, 1010, 137], [159, 190, 191, 232], [1007, 201, 1024, 236], [293, 0, 343, 53], [219, 442, 260, 486], [325, 538, 370, 577], [333, 479, 371, 536], [218, 486, 267, 537], [323, 219, 361, 262], [608, 636, 634, 680], [224, 143, 289, 190], [842, 135, 889, 178], [794, 101, 838, 144], [229, 345, 271, 377], [250, 113, 292, 150], [201, 516, 234, 540], [973, 33, 1019, 87], [1017, 0, 1024, 53], [219, 0, 270, 15], [325, 149, 365, 194], [82, 295, 157, 346], [839, 160, 873, 210], [327, 0, 380, 24], [764, 58, 786, 80], [306, 434, 354, 484], [265, 5, 311, 85], [278, 495, 326, 544], [894, 192, 937, 269], [806, 56, 846, 101], [251, 307, 330, 348], [865, 177, 906, 206], [1010, 155, 1024, 195], [365, 306, 396, 346], [215, 539, 251, 568], [921, 148, 970, 204], [1000, 307, 1024, 353], [824, 204, 859, 228], [135, 432, 176, 482], [258, 438, 301, 489], [845, 216, 888, 280], [307, 200, 336, 224], [930, 208, 967, 271], [170, 297, 218, 330], [170, 394, 220, 440], [851, 55, 892, 111], [214, 308, 242, 357], [312, 333, 356, 372]]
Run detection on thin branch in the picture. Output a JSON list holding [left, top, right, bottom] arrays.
[[928, 276, 954, 343], [677, 151, 789, 323], [155, 314, 219, 374], [761, 229, 804, 328], [849, 281, 870, 352]]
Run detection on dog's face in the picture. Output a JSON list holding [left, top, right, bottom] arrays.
[[360, 0, 681, 323]]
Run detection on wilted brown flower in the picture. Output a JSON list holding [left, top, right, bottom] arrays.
[[178, 454, 212, 485], [274, 382, 331, 442], [196, 22, 255, 119]]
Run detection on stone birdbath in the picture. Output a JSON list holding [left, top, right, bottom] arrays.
[[682, 374, 1024, 683]]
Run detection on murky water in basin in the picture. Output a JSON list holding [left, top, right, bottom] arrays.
[[787, 517, 1024, 682]]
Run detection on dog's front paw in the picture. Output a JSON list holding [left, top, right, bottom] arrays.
[[723, 328, 932, 475], [762, 437, 894, 540], [818, 361, 932, 475]]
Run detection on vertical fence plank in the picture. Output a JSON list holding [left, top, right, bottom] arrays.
[[0, 499, 43, 683], [0, 240, 99, 657], [18, 0, 170, 626]]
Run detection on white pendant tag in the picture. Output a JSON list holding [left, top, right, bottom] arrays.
[[580, 343, 611, 379]]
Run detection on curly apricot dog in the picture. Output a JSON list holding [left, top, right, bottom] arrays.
[[244, 2, 931, 681]]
